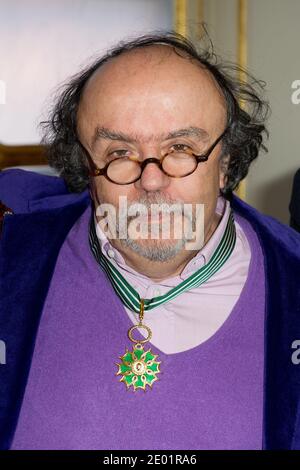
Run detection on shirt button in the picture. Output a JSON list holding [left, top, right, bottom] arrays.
[[107, 249, 115, 259], [153, 288, 161, 297]]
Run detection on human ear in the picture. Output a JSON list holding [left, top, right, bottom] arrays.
[[219, 154, 230, 190]]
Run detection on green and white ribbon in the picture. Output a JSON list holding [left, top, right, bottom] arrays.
[[89, 210, 236, 314]]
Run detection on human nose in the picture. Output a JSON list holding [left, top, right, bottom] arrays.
[[134, 158, 170, 192]]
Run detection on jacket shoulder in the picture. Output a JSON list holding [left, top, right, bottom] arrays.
[[232, 194, 300, 261], [0, 168, 68, 214]]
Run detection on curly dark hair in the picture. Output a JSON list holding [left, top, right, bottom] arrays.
[[41, 30, 270, 196]]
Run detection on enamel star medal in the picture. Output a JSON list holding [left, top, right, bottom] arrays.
[[116, 299, 161, 391]]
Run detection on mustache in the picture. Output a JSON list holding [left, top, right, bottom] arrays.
[[119, 193, 187, 218], [95, 192, 203, 247], [116, 193, 196, 236]]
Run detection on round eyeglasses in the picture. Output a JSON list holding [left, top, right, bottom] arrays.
[[84, 128, 228, 185]]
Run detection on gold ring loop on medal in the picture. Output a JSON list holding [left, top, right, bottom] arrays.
[[128, 324, 152, 344]]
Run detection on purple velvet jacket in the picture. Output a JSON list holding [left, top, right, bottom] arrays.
[[0, 169, 300, 450]]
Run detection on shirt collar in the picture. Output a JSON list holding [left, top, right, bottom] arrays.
[[180, 196, 229, 279]]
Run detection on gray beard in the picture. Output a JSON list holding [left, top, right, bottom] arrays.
[[116, 192, 195, 263], [119, 236, 187, 262]]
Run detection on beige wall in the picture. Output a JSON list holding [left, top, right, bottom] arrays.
[[0, 0, 173, 145], [247, 0, 300, 224], [200, 0, 300, 224]]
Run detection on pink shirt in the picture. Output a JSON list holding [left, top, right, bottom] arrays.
[[95, 197, 251, 354]]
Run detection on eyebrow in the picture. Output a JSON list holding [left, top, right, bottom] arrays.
[[91, 126, 209, 149]]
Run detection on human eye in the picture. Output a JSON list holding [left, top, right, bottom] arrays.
[[169, 143, 194, 154], [108, 149, 131, 158]]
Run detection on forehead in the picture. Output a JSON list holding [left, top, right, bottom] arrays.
[[83, 45, 224, 101], [77, 46, 226, 141]]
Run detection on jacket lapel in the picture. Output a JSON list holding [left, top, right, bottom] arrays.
[[232, 196, 300, 450], [0, 196, 90, 449]]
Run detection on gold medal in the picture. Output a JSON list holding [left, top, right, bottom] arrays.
[[116, 299, 161, 391]]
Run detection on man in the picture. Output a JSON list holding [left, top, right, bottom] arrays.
[[0, 33, 300, 450], [290, 168, 300, 232]]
